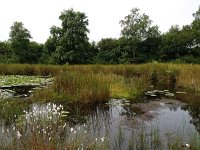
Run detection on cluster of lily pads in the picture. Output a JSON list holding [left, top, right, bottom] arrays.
[[0, 75, 53, 100], [145, 89, 187, 99], [145, 90, 175, 98], [0, 75, 48, 86]]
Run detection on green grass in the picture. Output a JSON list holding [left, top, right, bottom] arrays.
[[0, 64, 64, 76], [1, 63, 200, 105], [33, 72, 110, 104]]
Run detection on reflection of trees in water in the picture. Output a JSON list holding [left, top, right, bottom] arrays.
[[62, 103, 110, 126], [177, 92, 200, 134], [186, 106, 200, 133]]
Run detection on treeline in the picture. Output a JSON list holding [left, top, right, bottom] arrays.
[[0, 7, 200, 64]]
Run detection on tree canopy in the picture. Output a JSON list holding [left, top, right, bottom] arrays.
[[1, 6, 200, 64], [48, 9, 90, 64], [9, 22, 32, 63]]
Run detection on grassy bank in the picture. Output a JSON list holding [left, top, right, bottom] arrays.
[[1, 63, 200, 105]]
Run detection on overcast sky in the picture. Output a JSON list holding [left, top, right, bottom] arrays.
[[0, 0, 199, 43]]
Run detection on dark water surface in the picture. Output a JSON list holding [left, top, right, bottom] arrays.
[[0, 84, 200, 149]]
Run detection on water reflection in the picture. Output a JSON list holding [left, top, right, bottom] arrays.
[[0, 97, 200, 149]]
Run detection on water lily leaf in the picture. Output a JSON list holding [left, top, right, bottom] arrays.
[[176, 91, 186, 94], [165, 93, 174, 97], [61, 114, 68, 117], [61, 111, 70, 114], [163, 90, 169, 92]]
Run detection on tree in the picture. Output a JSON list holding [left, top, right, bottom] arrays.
[[192, 6, 200, 48], [193, 6, 200, 20], [94, 38, 121, 64], [28, 42, 44, 63], [39, 36, 57, 64], [160, 25, 196, 61], [0, 41, 12, 63], [120, 8, 160, 63], [49, 9, 90, 64], [9, 21, 32, 63], [84, 41, 98, 63]]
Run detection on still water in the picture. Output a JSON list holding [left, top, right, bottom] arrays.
[[0, 87, 200, 149]]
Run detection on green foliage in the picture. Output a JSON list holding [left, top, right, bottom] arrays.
[[28, 42, 44, 64], [0, 41, 13, 63], [192, 6, 200, 52], [2, 6, 200, 64], [47, 9, 90, 64], [160, 25, 195, 61], [120, 8, 161, 63], [9, 22, 32, 63], [94, 38, 121, 64]]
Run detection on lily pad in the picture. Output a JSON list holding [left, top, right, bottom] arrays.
[[61, 111, 70, 114], [176, 91, 186, 94], [165, 93, 175, 97]]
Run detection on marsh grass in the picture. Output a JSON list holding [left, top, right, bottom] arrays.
[[0, 64, 63, 76], [1, 63, 200, 105], [33, 71, 110, 104], [0, 99, 32, 124]]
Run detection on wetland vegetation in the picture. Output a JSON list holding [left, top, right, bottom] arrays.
[[0, 63, 200, 149], [0, 3, 200, 150]]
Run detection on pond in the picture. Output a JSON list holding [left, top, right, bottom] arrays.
[[0, 75, 53, 99], [0, 99, 200, 149], [0, 80, 200, 149]]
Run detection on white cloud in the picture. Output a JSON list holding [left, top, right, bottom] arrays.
[[0, 0, 199, 43]]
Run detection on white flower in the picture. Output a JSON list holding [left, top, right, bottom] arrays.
[[17, 131, 22, 139], [70, 128, 74, 132], [101, 137, 105, 142], [185, 144, 190, 148], [63, 123, 66, 128], [53, 104, 56, 109]]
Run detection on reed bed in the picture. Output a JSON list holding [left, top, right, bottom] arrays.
[[0, 64, 63, 76], [1, 63, 200, 105]]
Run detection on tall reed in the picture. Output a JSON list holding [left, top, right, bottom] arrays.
[[34, 71, 110, 104]]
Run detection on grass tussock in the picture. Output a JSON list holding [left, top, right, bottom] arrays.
[[34, 72, 110, 104]]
